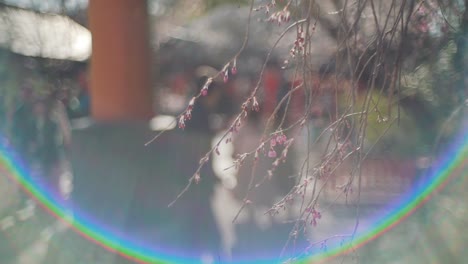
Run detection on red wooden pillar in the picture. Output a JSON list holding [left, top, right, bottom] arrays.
[[88, 0, 153, 121]]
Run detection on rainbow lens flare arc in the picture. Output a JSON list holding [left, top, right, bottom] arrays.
[[0, 128, 466, 264]]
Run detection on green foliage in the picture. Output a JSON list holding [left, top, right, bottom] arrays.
[[401, 39, 463, 143], [354, 91, 425, 158], [204, 0, 249, 10], [352, 39, 465, 158], [403, 41, 458, 112]]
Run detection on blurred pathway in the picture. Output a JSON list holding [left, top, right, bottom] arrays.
[[16, 217, 70, 264]]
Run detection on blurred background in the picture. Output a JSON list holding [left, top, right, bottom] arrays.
[[0, 0, 466, 263]]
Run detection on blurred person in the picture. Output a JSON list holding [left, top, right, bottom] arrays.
[[183, 75, 225, 258], [126, 74, 226, 262], [12, 89, 71, 207], [229, 107, 304, 261], [27, 89, 73, 210]]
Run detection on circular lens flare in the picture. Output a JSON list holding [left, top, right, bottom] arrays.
[[0, 127, 466, 264]]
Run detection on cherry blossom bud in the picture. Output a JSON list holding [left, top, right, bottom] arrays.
[[199, 156, 209, 165], [252, 97, 260, 112], [311, 219, 317, 226], [231, 66, 237, 75], [194, 173, 201, 184], [188, 97, 196, 109], [185, 109, 192, 120], [201, 78, 213, 96], [285, 11, 290, 22], [178, 116, 186, 129], [282, 134, 287, 143], [417, 6, 426, 15], [268, 149, 277, 158], [276, 134, 287, 145], [223, 70, 229, 83], [315, 211, 322, 219], [201, 87, 208, 96], [270, 138, 277, 147], [241, 101, 249, 111], [205, 77, 213, 87]]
